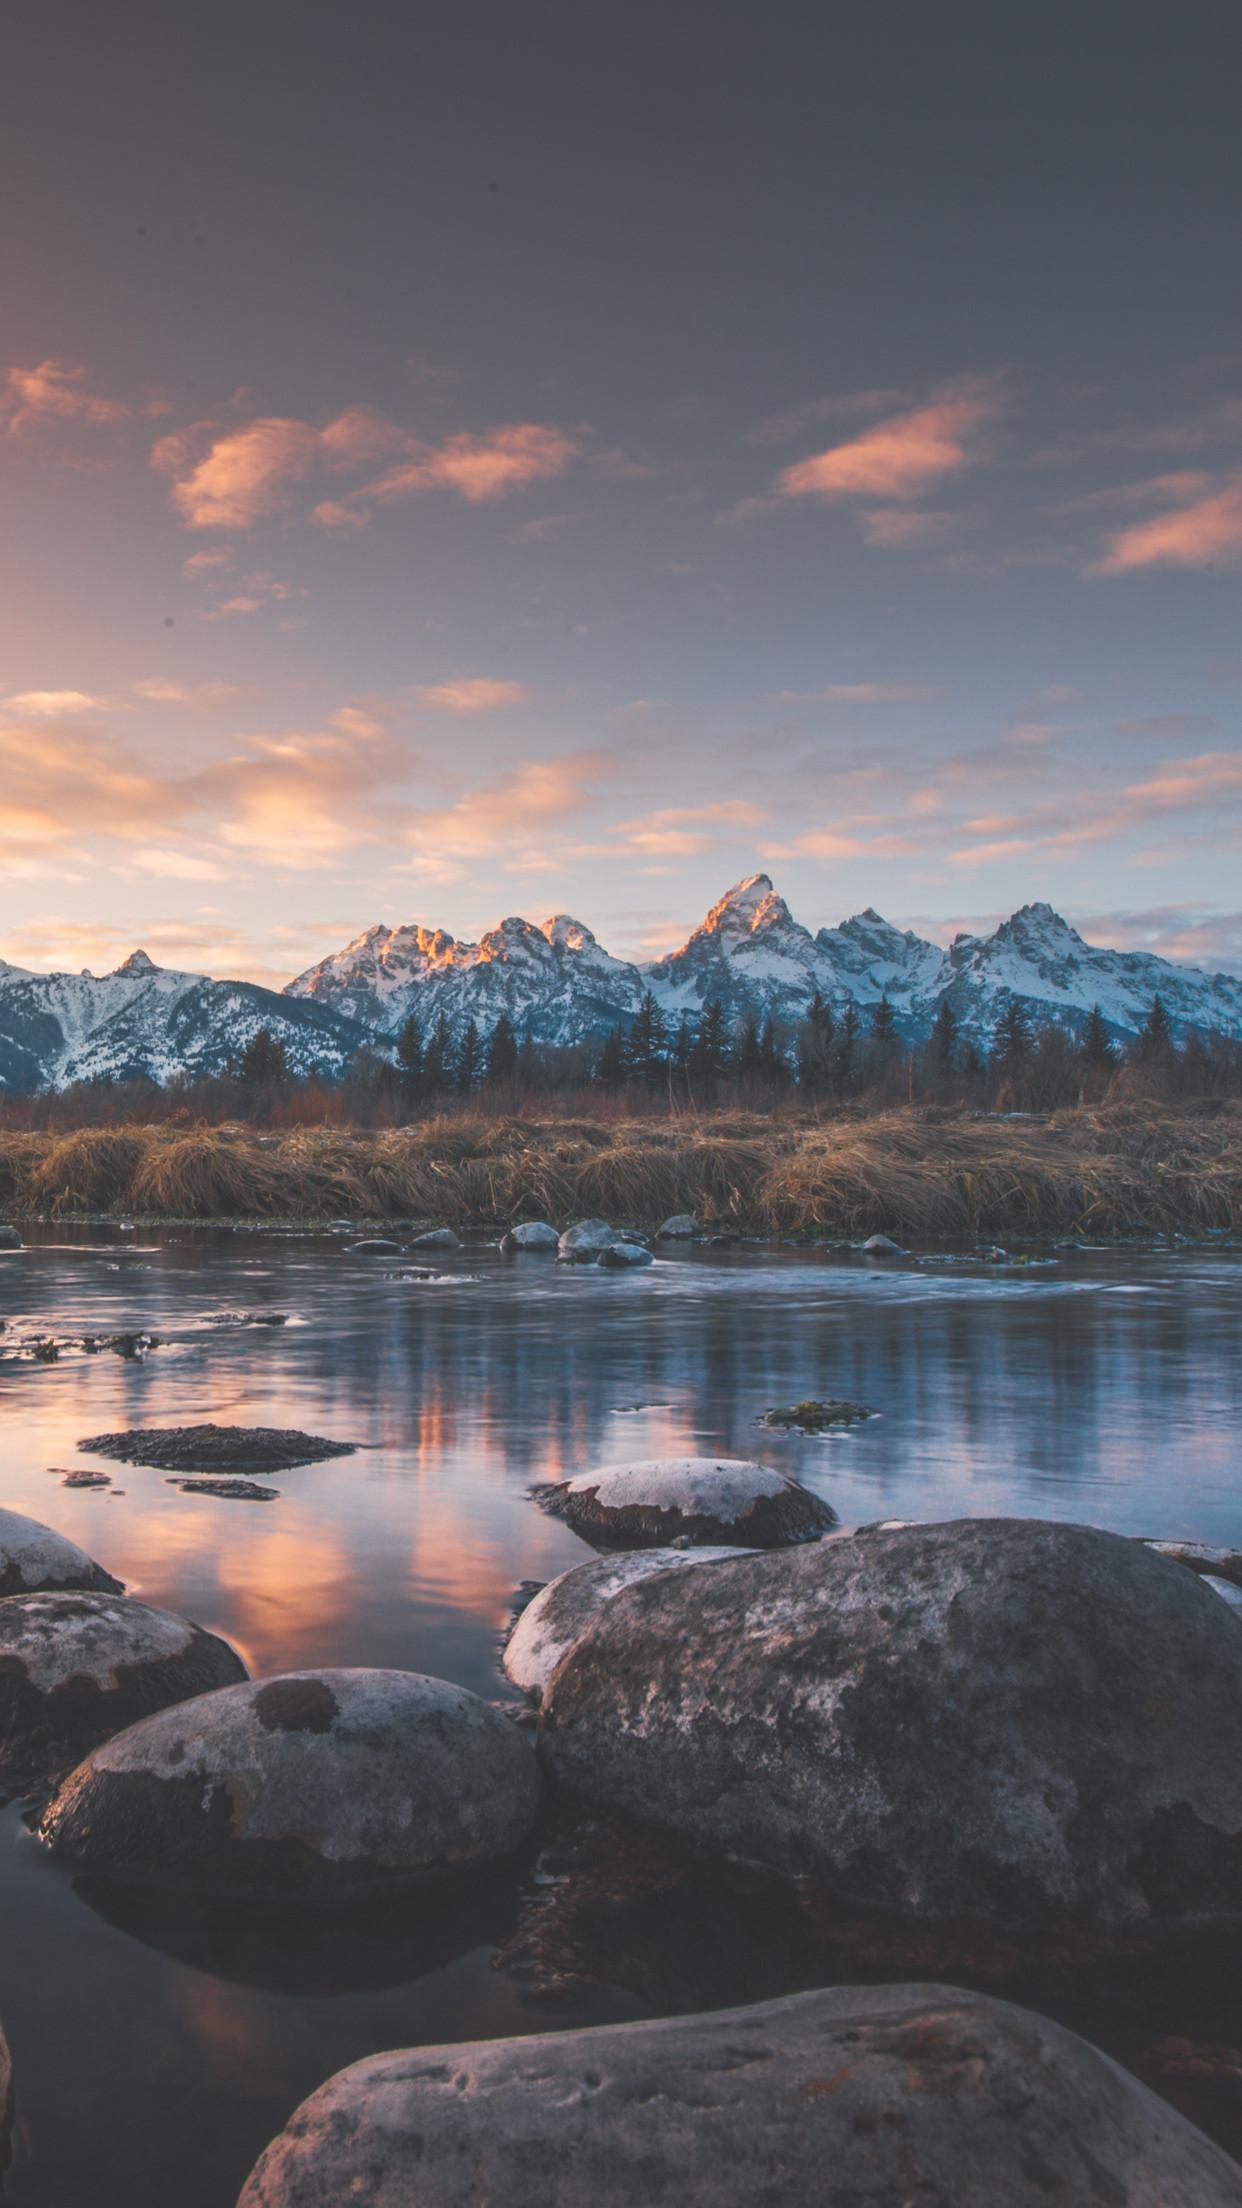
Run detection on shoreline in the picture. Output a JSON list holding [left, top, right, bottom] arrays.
[[0, 1101, 1238, 1239]]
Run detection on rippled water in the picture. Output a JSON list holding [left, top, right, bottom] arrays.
[[1, 1225, 1240, 2203]]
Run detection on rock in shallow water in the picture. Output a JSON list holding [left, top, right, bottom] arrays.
[[537, 1456, 837, 1550], [234, 1983, 1242, 2208], [0, 1506, 121, 1595], [540, 1517, 1242, 1928], [0, 1225, 21, 1251], [556, 1218, 614, 1262], [499, 1220, 559, 1253], [0, 1591, 246, 1795], [410, 1226, 460, 1251], [596, 1241, 653, 1269], [78, 1425, 356, 1473], [656, 1213, 697, 1239], [504, 1548, 749, 1698], [41, 1668, 540, 1897]]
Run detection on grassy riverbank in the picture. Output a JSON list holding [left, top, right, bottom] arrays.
[[1, 1102, 1239, 1239]]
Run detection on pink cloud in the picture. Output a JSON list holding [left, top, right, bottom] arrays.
[[858, 508, 964, 550], [335, 424, 579, 520], [1090, 472, 1242, 575], [776, 378, 1001, 505], [2, 359, 132, 435], [153, 417, 323, 528], [413, 679, 530, 713]]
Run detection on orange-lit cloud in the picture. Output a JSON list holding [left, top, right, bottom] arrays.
[[155, 405, 578, 531], [858, 508, 964, 550], [405, 752, 613, 861], [775, 681, 933, 704], [2, 359, 132, 434], [620, 800, 769, 856], [413, 678, 530, 713], [1090, 471, 1242, 575], [776, 377, 1001, 505], [153, 417, 323, 528], [2, 689, 108, 716]]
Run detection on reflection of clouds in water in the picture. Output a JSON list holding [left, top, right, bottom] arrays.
[[1, 1233, 1240, 1700]]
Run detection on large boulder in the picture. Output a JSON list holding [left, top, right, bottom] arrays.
[[597, 1241, 653, 1269], [541, 1518, 1242, 1928], [538, 1457, 837, 1550], [235, 1983, 1242, 2208], [0, 1225, 21, 1251], [656, 1213, 697, 1240], [41, 1668, 540, 1897], [499, 1221, 559, 1254], [504, 1548, 748, 1698], [556, 1218, 614, 1263], [0, 1591, 246, 1795], [0, 1506, 122, 1596], [411, 1227, 460, 1251]]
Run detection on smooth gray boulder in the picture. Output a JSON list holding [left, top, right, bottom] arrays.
[[597, 1241, 653, 1269], [541, 1518, 1242, 1928], [348, 1237, 403, 1254], [0, 1506, 122, 1596], [235, 1982, 1242, 2208], [504, 1547, 748, 1698], [410, 1227, 460, 1251], [862, 1231, 905, 1253], [499, 1220, 559, 1254], [0, 1225, 21, 1251], [556, 1218, 614, 1262], [538, 1456, 837, 1550], [0, 1591, 246, 1794], [656, 1213, 697, 1239], [41, 1668, 540, 1897]]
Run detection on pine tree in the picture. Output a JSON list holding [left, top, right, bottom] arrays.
[[457, 1020, 482, 1093], [796, 993, 835, 1091], [834, 1001, 860, 1088], [422, 1012, 453, 1095], [929, 998, 959, 1068], [991, 996, 1032, 1069], [758, 1015, 786, 1083], [870, 994, 898, 1046], [485, 1012, 519, 1085], [1137, 993, 1174, 1062], [1079, 1004, 1116, 1072], [395, 1013, 424, 1103], [596, 1025, 626, 1087], [735, 1010, 762, 1079], [625, 990, 667, 1084], [237, 1027, 288, 1087], [671, 1014, 694, 1083], [689, 1000, 729, 1086]]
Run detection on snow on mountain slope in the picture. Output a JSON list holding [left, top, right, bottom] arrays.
[[6, 882, 1242, 1092], [0, 953, 374, 1092], [941, 903, 1242, 1043], [289, 911, 643, 1044]]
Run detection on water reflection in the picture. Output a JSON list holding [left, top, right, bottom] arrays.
[[0, 1228, 1239, 2205]]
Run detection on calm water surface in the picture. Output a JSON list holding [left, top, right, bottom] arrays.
[[1, 1226, 1240, 2204]]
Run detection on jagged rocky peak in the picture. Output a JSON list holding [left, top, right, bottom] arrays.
[[699, 873, 794, 940], [113, 949, 160, 977], [541, 913, 601, 953]]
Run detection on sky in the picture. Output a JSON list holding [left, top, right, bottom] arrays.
[[2, 0, 1242, 988]]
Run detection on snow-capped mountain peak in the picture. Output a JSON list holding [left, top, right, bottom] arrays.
[[113, 948, 160, 977]]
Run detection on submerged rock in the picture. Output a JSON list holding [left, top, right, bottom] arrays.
[[57, 1469, 112, 1490], [504, 1548, 748, 1699], [0, 1506, 121, 1596], [347, 1237, 403, 1255], [656, 1213, 697, 1240], [0, 1226, 21, 1251], [78, 1424, 356, 1473], [1142, 1538, 1242, 1592], [597, 1241, 653, 1269], [0, 1591, 245, 1796], [541, 1518, 1242, 1929], [410, 1227, 460, 1251], [761, 1398, 874, 1431], [537, 1457, 837, 1550], [861, 1232, 905, 1254], [42, 1668, 540, 1898], [556, 1218, 614, 1263], [499, 1221, 559, 1254], [235, 1983, 1242, 2208], [167, 1478, 279, 1502]]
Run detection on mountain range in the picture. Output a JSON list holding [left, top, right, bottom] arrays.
[[2, 876, 1240, 1091]]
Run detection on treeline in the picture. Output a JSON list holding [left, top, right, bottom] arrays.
[[4, 988, 1240, 1133]]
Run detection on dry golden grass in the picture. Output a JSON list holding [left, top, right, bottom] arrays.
[[0, 1103, 1238, 1236]]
